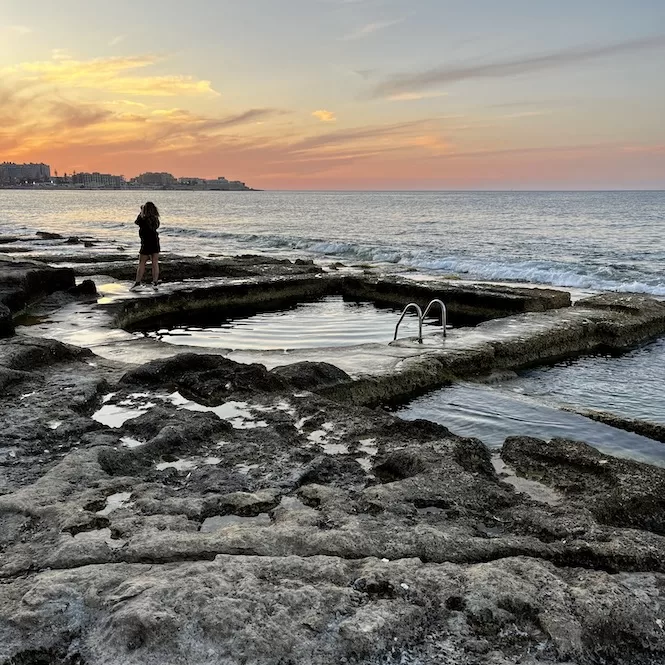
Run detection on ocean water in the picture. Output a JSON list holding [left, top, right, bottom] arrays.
[[4, 189, 665, 449], [1, 189, 664, 295]]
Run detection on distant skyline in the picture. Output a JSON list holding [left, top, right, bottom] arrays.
[[2, 0, 665, 190]]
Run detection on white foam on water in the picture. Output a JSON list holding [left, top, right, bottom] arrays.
[[47, 420, 62, 430]]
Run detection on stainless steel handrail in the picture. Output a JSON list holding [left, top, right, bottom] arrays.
[[422, 299, 447, 338], [393, 303, 423, 343]]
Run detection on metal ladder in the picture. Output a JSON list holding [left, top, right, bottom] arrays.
[[393, 299, 447, 344]]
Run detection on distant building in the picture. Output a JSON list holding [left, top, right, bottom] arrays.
[[0, 162, 51, 184], [71, 172, 126, 188], [131, 172, 177, 187], [174, 176, 249, 190], [178, 177, 207, 187], [203, 177, 230, 190]]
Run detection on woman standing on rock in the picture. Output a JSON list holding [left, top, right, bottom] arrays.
[[130, 202, 161, 291]]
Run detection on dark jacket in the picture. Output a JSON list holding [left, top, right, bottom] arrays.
[[135, 214, 160, 254]]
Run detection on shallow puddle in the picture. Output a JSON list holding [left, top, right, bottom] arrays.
[[92, 400, 154, 428], [156, 459, 197, 472], [96, 491, 133, 516], [165, 392, 269, 429], [491, 455, 561, 506], [322, 442, 349, 455], [120, 436, 144, 448], [200, 513, 271, 532]]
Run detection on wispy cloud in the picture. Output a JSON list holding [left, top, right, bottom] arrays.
[[370, 34, 665, 98], [109, 35, 125, 47], [312, 109, 337, 122], [622, 144, 665, 154], [51, 48, 74, 61], [3, 54, 219, 97], [342, 18, 403, 41], [8, 25, 33, 35], [354, 69, 377, 80], [388, 91, 448, 102], [291, 119, 441, 153]]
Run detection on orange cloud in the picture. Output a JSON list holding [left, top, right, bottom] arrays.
[[312, 109, 337, 122]]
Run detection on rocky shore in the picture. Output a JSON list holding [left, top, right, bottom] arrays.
[[1, 246, 665, 664]]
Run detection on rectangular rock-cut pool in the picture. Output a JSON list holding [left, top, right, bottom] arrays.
[[136, 296, 437, 350]]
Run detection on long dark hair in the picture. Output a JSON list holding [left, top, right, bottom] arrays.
[[142, 201, 160, 230]]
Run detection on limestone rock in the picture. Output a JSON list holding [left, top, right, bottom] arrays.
[[0, 303, 13, 338], [120, 353, 287, 401], [270, 360, 351, 392]]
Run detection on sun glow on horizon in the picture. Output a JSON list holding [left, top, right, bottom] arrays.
[[1, 0, 664, 190]]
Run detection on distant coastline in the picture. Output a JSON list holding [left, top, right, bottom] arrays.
[[0, 184, 258, 192]]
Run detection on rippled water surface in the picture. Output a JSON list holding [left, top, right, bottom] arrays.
[[398, 383, 665, 467], [503, 337, 665, 424], [1, 189, 663, 295], [141, 296, 428, 350]]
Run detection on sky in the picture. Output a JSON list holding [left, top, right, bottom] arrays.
[[1, 0, 665, 189]]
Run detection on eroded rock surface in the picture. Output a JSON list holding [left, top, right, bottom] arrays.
[[1, 342, 665, 663], [0, 259, 75, 316]]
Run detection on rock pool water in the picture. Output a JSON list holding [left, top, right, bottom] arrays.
[[139, 295, 430, 350], [398, 382, 665, 467], [502, 337, 665, 424]]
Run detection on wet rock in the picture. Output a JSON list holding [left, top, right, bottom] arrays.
[[298, 455, 368, 488], [68, 279, 98, 297], [270, 361, 351, 392], [503, 436, 665, 535], [572, 408, 665, 444], [0, 303, 13, 338], [120, 354, 287, 402], [2, 555, 665, 665], [74, 254, 324, 281], [0, 259, 75, 313], [0, 336, 92, 372], [212, 488, 282, 516], [65, 236, 80, 244], [342, 275, 571, 325], [4, 317, 665, 662], [35, 231, 63, 240]]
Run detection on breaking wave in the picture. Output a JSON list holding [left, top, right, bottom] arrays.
[[163, 226, 665, 297]]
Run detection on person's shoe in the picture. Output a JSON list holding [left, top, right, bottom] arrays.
[[152, 282, 159, 291], [129, 282, 141, 291]]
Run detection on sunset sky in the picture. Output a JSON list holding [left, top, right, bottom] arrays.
[[2, 0, 665, 189]]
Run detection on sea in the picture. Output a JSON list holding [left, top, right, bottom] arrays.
[[1, 189, 664, 296], [2, 189, 664, 463]]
